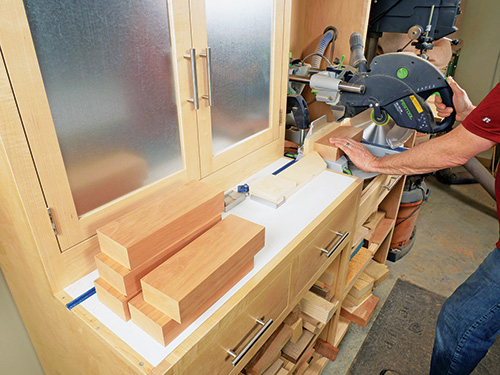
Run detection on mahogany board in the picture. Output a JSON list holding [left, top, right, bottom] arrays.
[[141, 214, 265, 323], [313, 126, 363, 161], [94, 277, 139, 321], [314, 338, 339, 362], [341, 294, 380, 327], [128, 260, 254, 346], [97, 180, 224, 269], [95, 215, 221, 296]]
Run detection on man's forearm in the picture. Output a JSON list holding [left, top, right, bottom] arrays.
[[367, 125, 495, 175]]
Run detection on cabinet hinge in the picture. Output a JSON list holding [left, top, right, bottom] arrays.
[[47, 207, 58, 236], [279, 109, 283, 126]]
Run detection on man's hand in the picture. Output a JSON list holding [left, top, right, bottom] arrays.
[[435, 77, 475, 122], [328, 137, 379, 172]]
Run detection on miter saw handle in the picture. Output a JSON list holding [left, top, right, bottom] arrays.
[[433, 85, 456, 133]]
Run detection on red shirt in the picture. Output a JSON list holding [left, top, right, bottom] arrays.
[[461, 83, 500, 248]]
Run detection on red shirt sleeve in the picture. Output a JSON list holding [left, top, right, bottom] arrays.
[[462, 83, 500, 143]]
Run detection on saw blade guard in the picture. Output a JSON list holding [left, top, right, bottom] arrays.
[[349, 109, 413, 148]]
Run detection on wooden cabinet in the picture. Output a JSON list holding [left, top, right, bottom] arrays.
[[0, 0, 380, 374]]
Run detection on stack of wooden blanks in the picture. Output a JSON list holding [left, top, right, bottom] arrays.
[[130, 214, 265, 345], [313, 126, 364, 161], [364, 260, 389, 287], [345, 272, 374, 306], [93, 180, 224, 321]]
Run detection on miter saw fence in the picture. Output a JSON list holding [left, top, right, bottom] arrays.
[[288, 30, 456, 148]]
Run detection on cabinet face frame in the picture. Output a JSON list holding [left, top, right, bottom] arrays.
[[190, 0, 285, 177], [0, 0, 201, 252]]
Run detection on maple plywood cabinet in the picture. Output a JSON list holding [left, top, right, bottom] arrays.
[[0, 0, 377, 374]]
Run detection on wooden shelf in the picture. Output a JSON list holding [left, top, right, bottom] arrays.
[[334, 316, 351, 348], [343, 248, 373, 298]]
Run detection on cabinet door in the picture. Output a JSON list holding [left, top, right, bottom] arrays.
[[190, 0, 285, 176], [0, 0, 199, 251]]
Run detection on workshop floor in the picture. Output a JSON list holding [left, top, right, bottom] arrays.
[[322, 172, 499, 375]]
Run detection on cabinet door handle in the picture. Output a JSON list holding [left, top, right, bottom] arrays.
[[184, 48, 199, 109], [383, 175, 402, 191], [200, 47, 213, 106], [320, 230, 349, 258], [227, 317, 273, 366]]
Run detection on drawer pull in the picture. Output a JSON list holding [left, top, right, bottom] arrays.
[[320, 231, 349, 258], [383, 175, 402, 191], [184, 48, 199, 109], [227, 317, 273, 366]]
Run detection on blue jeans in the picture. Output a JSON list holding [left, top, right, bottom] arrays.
[[430, 247, 500, 375]]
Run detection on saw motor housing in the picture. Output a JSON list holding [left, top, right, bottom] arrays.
[[339, 52, 456, 134]]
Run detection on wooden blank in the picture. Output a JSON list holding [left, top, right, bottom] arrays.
[[97, 180, 224, 270], [278, 152, 326, 187], [141, 215, 265, 323], [313, 126, 363, 161], [94, 277, 139, 321], [303, 356, 329, 375], [245, 325, 292, 375], [345, 247, 373, 292], [300, 312, 323, 336], [363, 211, 386, 232], [262, 358, 284, 375], [287, 317, 303, 344], [364, 260, 390, 287], [345, 288, 371, 306], [283, 306, 301, 326], [341, 294, 380, 327], [349, 272, 374, 299], [250, 174, 297, 206], [299, 291, 338, 325], [129, 261, 253, 346], [95, 215, 221, 296], [366, 218, 394, 247], [281, 329, 315, 363], [313, 338, 338, 361]]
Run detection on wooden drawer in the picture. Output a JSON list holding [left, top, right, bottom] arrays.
[[178, 265, 290, 375], [290, 190, 357, 298], [357, 174, 401, 227]]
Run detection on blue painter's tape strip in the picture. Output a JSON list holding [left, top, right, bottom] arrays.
[[66, 287, 96, 311], [272, 159, 297, 175]]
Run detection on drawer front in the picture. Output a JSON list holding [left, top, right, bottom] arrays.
[[179, 265, 290, 375], [357, 174, 401, 227], [290, 192, 356, 297]]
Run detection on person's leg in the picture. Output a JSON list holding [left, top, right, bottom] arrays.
[[430, 247, 500, 375]]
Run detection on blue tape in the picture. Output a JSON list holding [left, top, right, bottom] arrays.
[[66, 287, 96, 311], [272, 159, 297, 175]]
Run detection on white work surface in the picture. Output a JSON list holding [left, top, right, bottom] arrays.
[[64, 158, 355, 367]]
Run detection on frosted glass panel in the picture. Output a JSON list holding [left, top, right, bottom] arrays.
[[205, 0, 273, 155], [23, 0, 182, 215]]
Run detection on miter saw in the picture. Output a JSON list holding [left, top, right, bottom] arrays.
[[289, 32, 456, 149], [287, 0, 461, 149]]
